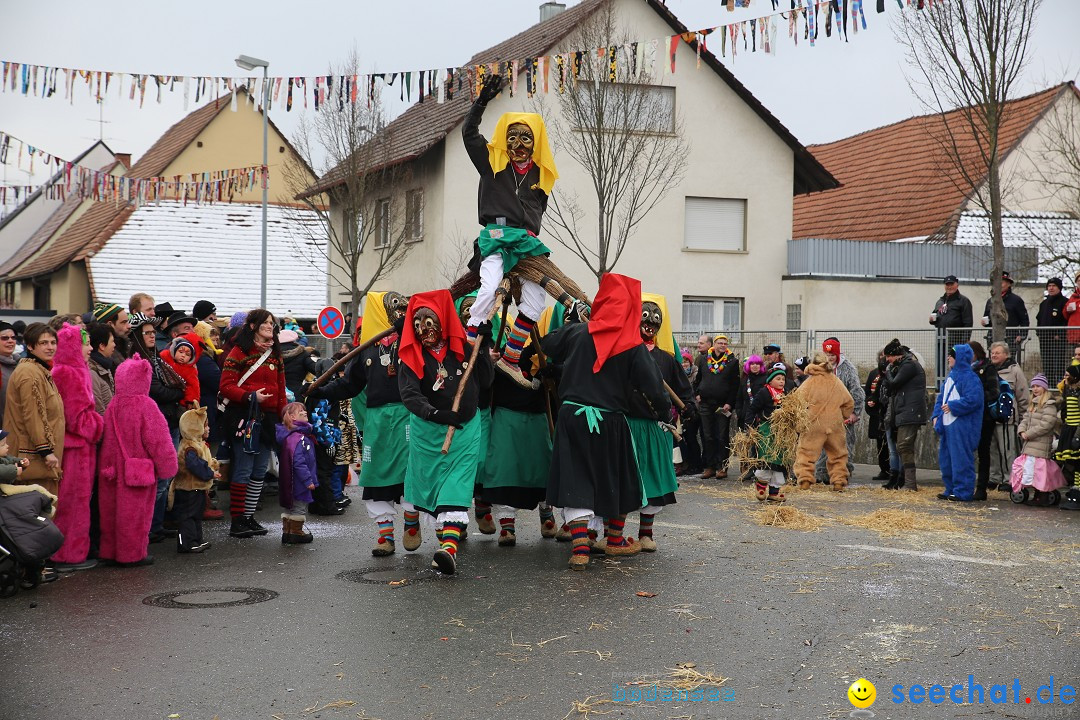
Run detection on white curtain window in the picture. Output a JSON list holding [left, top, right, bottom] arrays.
[[682, 297, 742, 335], [684, 197, 746, 252]]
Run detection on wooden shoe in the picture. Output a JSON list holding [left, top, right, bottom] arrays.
[[568, 554, 589, 571], [433, 549, 457, 575], [754, 480, 768, 502], [476, 513, 496, 534], [372, 537, 395, 556], [555, 524, 572, 542], [498, 530, 516, 547], [589, 537, 607, 554], [540, 519, 557, 538], [767, 490, 786, 503], [495, 356, 538, 388], [604, 538, 641, 557], [638, 536, 657, 553], [402, 526, 422, 551]]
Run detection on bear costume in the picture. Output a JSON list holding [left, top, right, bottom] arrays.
[[793, 359, 855, 490]]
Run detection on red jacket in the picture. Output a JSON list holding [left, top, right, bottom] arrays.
[[219, 344, 286, 415], [1066, 291, 1080, 344], [159, 332, 202, 408]]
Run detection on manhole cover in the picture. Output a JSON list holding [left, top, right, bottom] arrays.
[[142, 586, 279, 609], [336, 565, 441, 586]]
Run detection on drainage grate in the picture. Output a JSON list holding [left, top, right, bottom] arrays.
[[142, 587, 279, 609], [336, 566, 441, 587]]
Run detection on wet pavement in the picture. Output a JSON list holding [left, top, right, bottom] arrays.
[[2, 465, 1078, 720]]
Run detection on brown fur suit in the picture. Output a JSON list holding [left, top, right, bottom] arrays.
[[793, 360, 855, 490]]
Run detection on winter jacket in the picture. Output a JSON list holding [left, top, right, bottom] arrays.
[[1036, 293, 1068, 330], [281, 342, 319, 398], [2, 357, 64, 484], [276, 420, 318, 508], [1018, 395, 1062, 459], [795, 363, 855, 433], [982, 289, 1030, 337], [219, 344, 287, 416], [1064, 291, 1080, 344], [864, 365, 887, 439], [99, 356, 178, 489], [0, 351, 18, 419], [883, 351, 928, 428], [736, 367, 768, 427], [931, 290, 973, 329], [88, 352, 115, 415], [932, 344, 984, 435], [693, 349, 741, 407], [159, 332, 202, 408], [51, 325, 104, 452], [142, 351, 184, 430], [972, 358, 1000, 424], [992, 357, 1030, 424], [168, 406, 218, 507]]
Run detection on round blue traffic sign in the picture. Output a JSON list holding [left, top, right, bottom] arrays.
[[318, 306, 345, 339]]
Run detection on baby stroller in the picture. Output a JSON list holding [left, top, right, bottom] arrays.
[[0, 485, 64, 597]]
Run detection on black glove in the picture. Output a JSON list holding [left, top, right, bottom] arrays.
[[476, 321, 493, 340], [392, 314, 406, 336], [429, 409, 463, 429], [478, 74, 504, 104], [537, 363, 561, 382], [565, 301, 590, 325], [679, 402, 698, 423]]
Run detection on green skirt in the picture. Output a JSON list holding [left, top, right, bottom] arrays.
[[474, 410, 491, 488], [484, 408, 552, 490], [477, 224, 551, 274], [626, 416, 678, 506], [351, 390, 368, 433], [358, 402, 410, 489], [405, 412, 482, 514]]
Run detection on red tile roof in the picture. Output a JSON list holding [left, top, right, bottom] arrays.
[[793, 83, 1075, 243], [303, 0, 836, 198]]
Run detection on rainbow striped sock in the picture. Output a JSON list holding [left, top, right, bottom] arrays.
[[440, 522, 464, 556], [466, 326, 478, 342], [638, 513, 655, 539], [501, 315, 535, 365], [569, 519, 590, 556], [538, 505, 554, 523], [605, 515, 627, 546], [403, 510, 420, 536], [498, 517, 515, 535], [377, 520, 394, 545]]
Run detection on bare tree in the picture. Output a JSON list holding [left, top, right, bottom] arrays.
[[895, 0, 1041, 341], [534, 0, 688, 283], [286, 50, 417, 315]]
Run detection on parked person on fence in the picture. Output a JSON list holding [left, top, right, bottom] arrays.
[[1037, 277, 1069, 384], [969, 340, 1000, 501], [988, 340, 1029, 492], [930, 274, 973, 379], [815, 338, 864, 485], [932, 344, 984, 502], [864, 352, 891, 484], [882, 338, 927, 491], [693, 334, 740, 480], [0, 322, 20, 419], [794, 353, 854, 491], [981, 271, 1029, 360]]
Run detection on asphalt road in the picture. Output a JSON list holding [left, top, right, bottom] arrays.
[[2, 466, 1078, 720]]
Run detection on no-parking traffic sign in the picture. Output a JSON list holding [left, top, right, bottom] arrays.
[[317, 306, 345, 339]]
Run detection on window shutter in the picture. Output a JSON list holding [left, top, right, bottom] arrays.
[[684, 197, 745, 251]]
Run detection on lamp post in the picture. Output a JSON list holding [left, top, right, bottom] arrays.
[[235, 54, 270, 309]]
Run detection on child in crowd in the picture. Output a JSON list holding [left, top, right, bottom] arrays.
[[160, 333, 201, 408], [0, 430, 28, 481], [1010, 374, 1065, 504], [169, 406, 218, 553], [749, 367, 789, 502], [1056, 365, 1080, 511], [276, 402, 317, 544]]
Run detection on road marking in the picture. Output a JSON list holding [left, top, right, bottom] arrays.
[[653, 521, 706, 531], [838, 544, 1023, 567]]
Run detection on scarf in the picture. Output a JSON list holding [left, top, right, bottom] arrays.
[[706, 348, 734, 375]]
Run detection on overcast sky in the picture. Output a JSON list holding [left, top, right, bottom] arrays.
[[1, 0, 1077, 192]]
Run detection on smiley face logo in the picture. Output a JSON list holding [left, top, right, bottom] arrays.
[[848, 678, 876, 709]]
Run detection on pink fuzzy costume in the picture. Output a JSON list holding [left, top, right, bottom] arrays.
[[51, 325, 104, 564], [98, 355, 179, 564]]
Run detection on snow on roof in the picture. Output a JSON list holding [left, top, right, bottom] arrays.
[[953, 210, 1080, 281], [87, 201, 327, 318]]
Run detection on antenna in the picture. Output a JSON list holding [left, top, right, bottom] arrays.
[[84, 98, 112, 142]]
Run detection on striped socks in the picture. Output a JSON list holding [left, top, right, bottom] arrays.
[[501, 315, 535, 365], [377, 520, 394, 545], [403, 510, 420, 537], [605, 515, 628, 547], [466, 325, 478, 343], [498, 517, 515, 536], [638, 513, 655, 539], [229, 483, 246, 519], [243, 476, 264, 518], [569, 519, 590, 556], [440, 522, 465, 556]]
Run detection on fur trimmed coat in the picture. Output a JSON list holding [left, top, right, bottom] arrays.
[[1018, 394, 1062, 459], [97, 356, 179, 564], [50, 325, 105, 564]]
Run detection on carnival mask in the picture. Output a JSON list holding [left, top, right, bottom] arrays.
[[506, 122, 534, 164], [383, 291, 408, 323], [640, 301, 662, 341], [457, 296, 476, 328], [414, 308, 442, 348]]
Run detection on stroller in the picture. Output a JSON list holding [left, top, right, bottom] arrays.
[[0, 484, 64, 597]]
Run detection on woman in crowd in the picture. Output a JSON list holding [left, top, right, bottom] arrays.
[[86, 323, 117, 415], [218, 309, 287, 539], [988, 341, 1030, 491]]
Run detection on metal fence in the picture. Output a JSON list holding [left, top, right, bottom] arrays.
[[674, 326, 1076, 388]]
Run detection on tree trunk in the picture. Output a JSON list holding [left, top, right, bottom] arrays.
[[987, 158, 1006, 343]]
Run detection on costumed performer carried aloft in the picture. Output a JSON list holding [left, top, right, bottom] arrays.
[[309, 291, 420, 556], [462, 72, 560, 388], [398, 290, 494, 575], [541, 273, 671, 571]]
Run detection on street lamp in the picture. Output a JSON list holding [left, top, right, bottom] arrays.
[[235, 54, 270, 309]]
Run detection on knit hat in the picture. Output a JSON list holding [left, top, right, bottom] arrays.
[[1067, 365, 1080, 383], [883, 338, 905, 357], [192, 300, 217, 321], [0, 429, 8, 442], [1047, 277, 1063, 289], [1030, 373, 1049, 390], [170, 336, 196, 363], [278, 329, 299, 344], [822, 338, 840, 356], [766, 367, 786, 385], [229, 311, 248, 330], [713, 333, 728, 342], [92, 302, 122, 322]]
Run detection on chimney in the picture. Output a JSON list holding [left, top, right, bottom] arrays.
[[114, 153, 131, 170], [540, 2, 566, 22]]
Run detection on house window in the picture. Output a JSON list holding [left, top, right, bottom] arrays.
[[575, 84, 675, 134], [375, 198, 391, 249], [343, 210, 360, 254], [683, 197, 746, 252], [405, 189, 424, 243], [786, 304, 801, 330], [681, 296, 742, 336]]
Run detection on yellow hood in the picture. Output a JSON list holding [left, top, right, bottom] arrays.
[[487, 112, 558, 195]]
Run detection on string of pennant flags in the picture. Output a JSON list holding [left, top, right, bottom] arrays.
[[1, 0, 923, 114], [0, 131, 267, 209]]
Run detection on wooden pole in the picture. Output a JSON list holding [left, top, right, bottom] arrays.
[[663, 380, 686, 411], [304, 327, 397, 396], [530, 327, 556, 438]]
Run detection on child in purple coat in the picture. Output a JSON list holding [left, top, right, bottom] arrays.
[[277, 402, 317, 544]]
